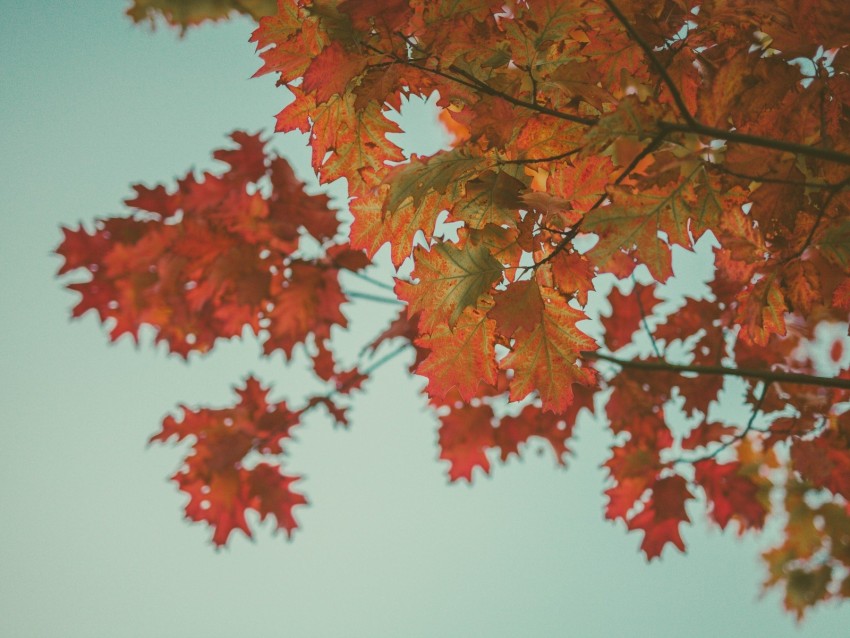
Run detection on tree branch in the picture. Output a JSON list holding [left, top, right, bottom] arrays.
[[531, 131, 667, 271], [604, 0, 850, 167], [603, 0, 697, 128], [498, 147, 584, 165], [583, 351, 850, 390], [373, 36, 850, 169], [659, 120, 850, 167]]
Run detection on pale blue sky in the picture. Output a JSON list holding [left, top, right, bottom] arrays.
[[1, 2, 849, 636]]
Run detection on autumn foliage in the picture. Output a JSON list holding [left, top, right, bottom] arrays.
[[56, 0, 850, 619]]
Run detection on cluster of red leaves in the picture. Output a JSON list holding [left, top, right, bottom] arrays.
[[59, 0, 850, 618], [57, 132, 371, 544], [57, 131, 362, 358], [150, 377, 306, 546]]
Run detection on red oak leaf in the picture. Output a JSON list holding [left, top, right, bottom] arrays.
[[438, 403, 496, 482], [695, 459, 767, 532], [627, 475, 693, 559], [600, 283, 660, 351]]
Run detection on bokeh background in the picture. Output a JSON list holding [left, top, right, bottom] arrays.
[[2, 2, 850, 636]]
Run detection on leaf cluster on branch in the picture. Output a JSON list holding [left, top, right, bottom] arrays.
[[56, 0, 850, 619]]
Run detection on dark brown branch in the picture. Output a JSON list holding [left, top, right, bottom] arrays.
[[499, 147, 584, 165], [659, 120, 850, 167], [708, 163, 841, 190], [373, 36, 850, 169], [584, 351, 850, 391], [603, 0, 698, 128], [446, 63, 597, 126]]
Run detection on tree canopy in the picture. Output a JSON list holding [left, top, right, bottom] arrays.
[[56, 0, 850, 619]]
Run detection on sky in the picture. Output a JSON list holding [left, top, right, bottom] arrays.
[[2, 2, 850, 636]]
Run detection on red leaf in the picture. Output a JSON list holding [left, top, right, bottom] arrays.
[[694, 459, 767, 532], [438, 404, 495, 482], [489, 279, 544, 337], [414, 306, 498, 401], [627, 475, 693, 559], [601, 283, 660, 351], [500, 286, 598, 413], [302, 42, 368, 103]]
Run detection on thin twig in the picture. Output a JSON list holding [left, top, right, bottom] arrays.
[[498, 147, 584, 165], [674, 383, 769, 464], [360, 342, 410, 375], [346, 269, 396, 291], [632, 275, 662, 358], [347, 291, 405, 305], [532, 131, 667, 272], [604, 0, 697, 127]]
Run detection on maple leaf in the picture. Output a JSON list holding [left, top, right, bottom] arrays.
[[274, 89, 404, 190], [816, 219, 850, 271], [302, 42, 370, 103], [584, 177, 694, 282], [545, 250, 595, 306], [603, 438, 664, 521], [348, 186, 439, 266], [251, 4, 325, 83], [56, 131, 347, 359], [547, 156, 614, 214], [735, 274, 788, 347], [489, 280, 545, 337], [264, 261, 349, 358], [247, 463, 309, 537], [453, 169, 527, 228], [495, 384, 595, 464], [384, 149, 482, 218]]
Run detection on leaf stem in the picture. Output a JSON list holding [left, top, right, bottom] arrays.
[[347, 291, 405, 305], [632, 275, 662, 358], [346, 269, 396, 291]]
